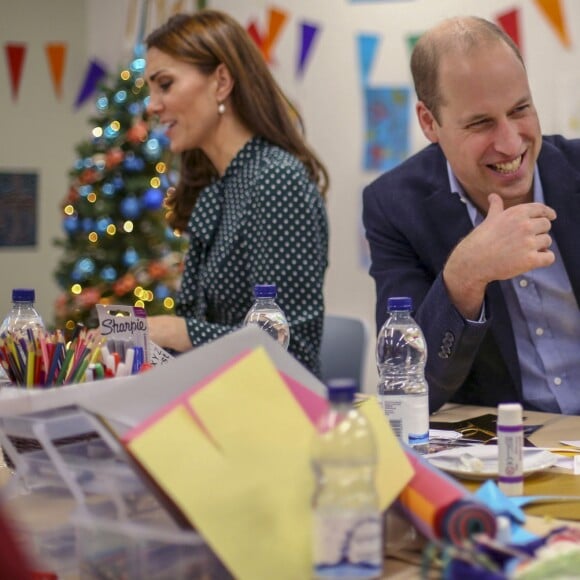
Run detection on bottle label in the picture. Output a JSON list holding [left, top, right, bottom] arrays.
[[313, 511, 382, 578], [378, 394, 429, 447]]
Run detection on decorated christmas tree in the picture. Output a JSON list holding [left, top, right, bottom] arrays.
[[53, 48, 186, 334]]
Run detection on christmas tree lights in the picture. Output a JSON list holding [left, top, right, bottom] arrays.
[[53, 50, 186, 334]]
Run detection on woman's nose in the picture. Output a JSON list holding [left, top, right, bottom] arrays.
[[146, 96, 162, 116]]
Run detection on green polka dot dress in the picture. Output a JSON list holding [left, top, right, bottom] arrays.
[[176, 136, 329, 375]]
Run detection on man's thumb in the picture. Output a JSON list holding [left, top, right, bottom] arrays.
[[487, 193, 504, 217]]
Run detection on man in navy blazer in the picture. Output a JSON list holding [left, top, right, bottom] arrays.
[[363, 16, 580, 414]]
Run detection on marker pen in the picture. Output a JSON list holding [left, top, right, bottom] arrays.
[[497, 403, 524, 496]]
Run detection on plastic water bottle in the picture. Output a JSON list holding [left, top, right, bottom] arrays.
[[0, 288, 45, 381], [243, 284, 290, 349], [311, 379, 382, 579], [0, 288, 45, 335], [376, 296, 429, 454]]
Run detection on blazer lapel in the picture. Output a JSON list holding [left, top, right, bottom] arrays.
[[539, 144, 580, 306]]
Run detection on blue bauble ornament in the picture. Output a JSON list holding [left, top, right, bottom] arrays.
[[102, 182, 115, 197], [71, 267, 83, 282], [142, 188, 164, 210], [113, 176, 125, 192], [120, 197, 142, 219], [130, 57, 146, 73], [78, 257, 96, 276], [100, 266, 117, 282], [150, 127, 170, 149], [63, 216, 79, 235], [114, 90, 128, 104], [123, 154, 145, 172], [123, 247, 140, 267], [156, 284, 170, 299], [81, 217, 94, 232], [128, 102, 143, 116], [96, 96, 109, 111], [96, 217, 112, 233], [143, 138, 162, 161]]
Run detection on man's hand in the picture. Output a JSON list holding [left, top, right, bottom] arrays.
[[443, 193, 557, 319]]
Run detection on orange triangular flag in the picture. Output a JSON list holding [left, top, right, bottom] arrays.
[[45, 43, 67, 99], [534, 0, 571, 48], [4, 43, 27, 101], [262, 8, 288, 64]]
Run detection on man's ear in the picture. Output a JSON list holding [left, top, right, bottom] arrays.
[[215, 63, 234, 102], [416, 101, 440, 143]]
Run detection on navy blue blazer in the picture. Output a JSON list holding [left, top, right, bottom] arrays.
[[363, 135, 580, 412]]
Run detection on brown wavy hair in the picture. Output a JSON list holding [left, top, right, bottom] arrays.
[[146, 10, 329, 232]]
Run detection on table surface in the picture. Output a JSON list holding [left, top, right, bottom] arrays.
[[384, 404, 580, 579], [432, 403, 580, 519], [2, 403, 580, 580]]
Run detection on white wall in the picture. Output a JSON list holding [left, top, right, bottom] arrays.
[[2, 0, 580, 392], [0, 0, 88, 326]]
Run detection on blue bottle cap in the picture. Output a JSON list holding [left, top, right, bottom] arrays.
[[387, 296, 412, 312], [326, 378, 358, 403], [12, 288, 35, 302], [253, 284, 277, 298]]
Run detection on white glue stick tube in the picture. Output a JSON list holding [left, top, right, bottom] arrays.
[[497, 403, 524, 496]]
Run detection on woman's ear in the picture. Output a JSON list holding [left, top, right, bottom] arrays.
[[215, 63, 234, 102]]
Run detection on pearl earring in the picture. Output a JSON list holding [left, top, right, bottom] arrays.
[[218, 102, 226, 115]]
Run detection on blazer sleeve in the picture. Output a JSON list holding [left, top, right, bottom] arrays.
[[362, 176, 491, 412]]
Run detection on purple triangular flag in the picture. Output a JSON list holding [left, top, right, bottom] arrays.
[[74, 59, 107, 109], [297, 22, 320, 77]]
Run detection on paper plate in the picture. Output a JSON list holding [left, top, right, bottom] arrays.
[[426, 444, 558, 481]]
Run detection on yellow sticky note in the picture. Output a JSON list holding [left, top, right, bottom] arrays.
[[128, 347, 316, 580], [126, 348, 414, 580], [358, 397, 414, 509]]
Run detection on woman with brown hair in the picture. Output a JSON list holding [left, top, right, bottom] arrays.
[[145, 10, 329, 374]]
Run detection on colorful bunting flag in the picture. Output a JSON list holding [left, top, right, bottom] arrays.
[[45, 43, 67, 99], [406, 33, 422, 58], [74, 59, 107, 109], [262, 7, 288, 64], [357, 33, 380, 86], [297, 21, 320, 77], [247, 7, 288, 65], [534, 0, 570, 48], [496, 9, 522, 54], [246, 20, 264, 51], [4, 43, 27, 102]]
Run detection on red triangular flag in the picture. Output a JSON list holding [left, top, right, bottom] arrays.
[[247, 20, 264, 51], [496, 9, 522, 55], [4, 43, 27, 101], [496, 8, 523, 57]]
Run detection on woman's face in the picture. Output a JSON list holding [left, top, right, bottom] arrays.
[[145, 47, 221, 154]]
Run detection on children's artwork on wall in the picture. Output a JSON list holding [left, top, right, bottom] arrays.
[[363, 86, 410, 171], [0, 172, 38, 248]]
